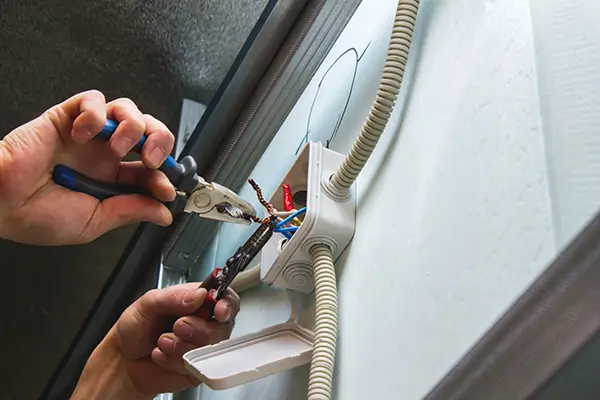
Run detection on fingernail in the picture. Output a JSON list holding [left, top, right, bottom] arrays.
[[223, 305, 232, 322], [72, 128, 95, 143], [175, 321, 193, 340], [82, 128, 95, 138], [112, 137, 134, 157], [147, 147, 166, 169], [183, 288, 202, 305], [156, 207, 173, 227], [158, 337, 175, 354]]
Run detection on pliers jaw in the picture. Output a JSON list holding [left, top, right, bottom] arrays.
[[183, 178, 257, 225]]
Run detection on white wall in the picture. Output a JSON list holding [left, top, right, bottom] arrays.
[[187, 0, 599, 398], [529, 0, 600, 250]]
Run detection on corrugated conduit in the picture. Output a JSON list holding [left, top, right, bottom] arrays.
[[308, 244, 337, 400], [328, 0, 420, 195], [308, 1, 421, 399]]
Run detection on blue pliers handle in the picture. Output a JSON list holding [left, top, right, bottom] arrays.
[[52, 119, 198, 201], [96, 119, 178, 170]]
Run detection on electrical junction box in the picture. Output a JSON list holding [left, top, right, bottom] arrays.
[[183, 141, 356, 390], [260, 141, 357, 294]]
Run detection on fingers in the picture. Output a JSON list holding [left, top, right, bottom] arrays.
[[153, 328, 230, 375], [168, 289, 239, 346], [43, 90, 107, 145], [41, 92, 176, 165], [153, 318, 236, 375], [172, 314, 235, 346], [131, 352, 200, 393], [69, 91, 107, 143], [154, 333, 201, 374], [151, 288, 240, 374], [117, 161, 176, 202], [138, 284, 210, 321], [106, 98, 146, 158], [115, 284, 208, 360], [213, 288, 240, 323], [152, 345, 193, 376], [141, 114, 175, 169], [105, 100, 176, 169], [76, 194, 173, 242]]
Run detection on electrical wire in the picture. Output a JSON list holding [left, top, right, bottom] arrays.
[[273, 210, 296, 218], [276, 207, 307, 229], [275, 226, 299, 233], [248, 178, 274, 214], [279, 230, 293, 240], [328, 0, 420, 194]]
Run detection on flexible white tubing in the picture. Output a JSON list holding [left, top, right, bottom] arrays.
[[329, 0, 421, 194], [308, 244, 338, 400], [230, 265, 261, 294], [305, 2, 421, 398]]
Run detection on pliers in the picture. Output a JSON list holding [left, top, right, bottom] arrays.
[[195, 215, 278, 319], [52, 119, 256, 225]]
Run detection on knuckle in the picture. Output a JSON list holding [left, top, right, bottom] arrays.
[[121, 117, 146, 134], [85, 89, 106, 102], [113, 97, 138, 108], [227, 288, 241, 303], [153, 133, 174, 150], [42, 107, 62, 128], [142, 113, 157, 123], [141, 288, 160, 308]]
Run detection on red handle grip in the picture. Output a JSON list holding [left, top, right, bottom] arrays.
[[200, 268, 221, 290], [194, 268, 222, 320], [194, 289, 218, 319]]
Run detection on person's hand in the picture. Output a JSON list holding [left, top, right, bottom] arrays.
[[71, 283, 240, 399], [0, 90, 176, 245]]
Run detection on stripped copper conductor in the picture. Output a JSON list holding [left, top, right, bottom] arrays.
[[248, 178, 274, 214], [244, 213, 267, 224], [246, 178, 275, 223]]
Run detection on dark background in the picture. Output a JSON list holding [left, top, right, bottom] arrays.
[[0, 1, 267, 398]]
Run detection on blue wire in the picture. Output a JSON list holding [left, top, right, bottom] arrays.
[[275, 226, 298, 233], [278, 230, 292, 240], [276, 207, 307, 229]]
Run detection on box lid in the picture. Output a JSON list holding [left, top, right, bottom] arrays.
[[183, 321, 314, 390]]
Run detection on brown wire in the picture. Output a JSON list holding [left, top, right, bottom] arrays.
[[246, 178, 276, 224], [248, 178, 274, 213], [244, 213, 267, 224]]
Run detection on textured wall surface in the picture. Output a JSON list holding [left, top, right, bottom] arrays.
[[0, 0, 267, 135], [529, 0, 600, 250], [188, 0, 567, 399], [0, 1, 267, 399]]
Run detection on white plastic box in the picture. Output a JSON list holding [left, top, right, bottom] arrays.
[[260, 141, 357, 294]]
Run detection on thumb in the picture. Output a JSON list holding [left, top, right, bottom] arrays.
[[138, 284, 209, 320], [79, 194, 173, 242], [118, 284, 208, 360]]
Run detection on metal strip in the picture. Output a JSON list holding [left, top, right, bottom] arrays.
[[425, 209, 600, 400], [161, 0, 307, 268], [165, 0, 364, 274]]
